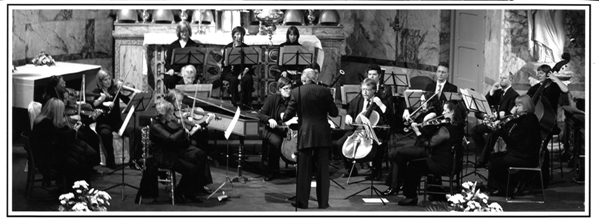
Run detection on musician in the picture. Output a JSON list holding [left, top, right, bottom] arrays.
[[91, 69, 131, 169], [31, 98, 99, 189], [397, 100, 467, 205], [279, 26, 303, 82], [334, 78, 388, 180], [220, 26, 255, 110], [150, 100, 212, 203], [164, 89, 216, 158], [41, 75, 66, 106], [177, 65, 200, 85], [527, 64, 569, 112], [257, 76, 292, 181], [282, 68, 339, 209], [366, 65, 393, 178], [472, 72, 519, 167], [487, 95, 541, 196], [401, 62, 458, 121], [164, 21, 200, 90]]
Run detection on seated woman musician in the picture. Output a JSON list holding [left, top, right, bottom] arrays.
[[164, 21, 199, 90], [334, 78, 389, 180], [256, 76, 292, 181], [91, 69, 132, 169], [220, 26, 255, 110], [486, 95, 542, 196], [150, 100, 213, 203], [396, 100, 467, 206], [40, 76, 101, 162], [31, 98, 99, 189], [164, 89, 216, 158], [279, 26, 303, 82]]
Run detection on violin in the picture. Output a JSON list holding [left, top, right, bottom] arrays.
[[403, 91, 439, 132], [486, 112, 523, 131], [411, 116, 451, 137]]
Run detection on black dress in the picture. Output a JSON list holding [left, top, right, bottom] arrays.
[[92, 86, 131, 168], [220, 42, 256, 109]]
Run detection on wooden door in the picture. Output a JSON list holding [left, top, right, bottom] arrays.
[[451, 10, 486, 92]]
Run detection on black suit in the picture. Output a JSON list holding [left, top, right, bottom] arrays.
[[424, 81, 458, 116], [257, 93, 289, 177], [334, 92, 388, 178], [472, 86, 519, 164], [282, 82, 338, 209], [164, 39, 200, 89]]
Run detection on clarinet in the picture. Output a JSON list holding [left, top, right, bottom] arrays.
[[140, 126, 150, 171]]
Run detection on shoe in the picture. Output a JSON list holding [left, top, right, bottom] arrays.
[[291, 202, 308, 209], [397, 197, 418, 206], [174, 194, 187, 204], [474, 161, 487, 168], [427, 194, 446, 202], [318, 204, 330, 209], [382, 187, 400, 196], [184, 194, 203, 203]]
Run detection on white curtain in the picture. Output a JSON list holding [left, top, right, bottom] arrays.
[[528, 10, 566, 63]]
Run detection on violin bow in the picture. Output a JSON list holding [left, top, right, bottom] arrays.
[[107, 69, 133, 114], [191, 79, 200, 113]]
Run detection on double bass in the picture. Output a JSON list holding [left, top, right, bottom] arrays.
[[531, 77, 557, 141]]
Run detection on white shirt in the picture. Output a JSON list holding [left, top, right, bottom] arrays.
[[435, 81, 447, 97]]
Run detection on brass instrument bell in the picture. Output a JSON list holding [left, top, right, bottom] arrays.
[[318, 10, 340, 26], [283, 10, 304, 26]]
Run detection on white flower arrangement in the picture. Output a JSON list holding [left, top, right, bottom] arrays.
[[58, 180, 112, 212], [31, 51, 56, 66], [446, 181, 503, 212]]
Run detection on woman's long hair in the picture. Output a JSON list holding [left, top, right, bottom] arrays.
[[515, 95, 535, 114], [176, 21, 192, 40], [95, 69, 114, 90], [445, 100, 467, 128], [34, 98, 68, 128], [155, 99, 176, 122]]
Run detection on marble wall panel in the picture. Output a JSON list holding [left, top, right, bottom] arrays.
[[117, 43, 146, 91]]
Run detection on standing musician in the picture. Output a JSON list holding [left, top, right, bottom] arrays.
[[486, 95, 541, 196], [164, 21, 200, 90], [396, 100, 467, 205], [402, 61, 458, 121], [220, 26, 255, 110], [257, 76, 292, 181], [279, 26, 303, 83], [472, 72, 519, 167], [150, 100, 212, 203], [334, 77, 389, 181], [91, 69, 131, 169], [281, 68, 339, 209]]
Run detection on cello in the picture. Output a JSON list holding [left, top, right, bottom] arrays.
[[341, 97, 382, 162], [530, 75, 557, 141]]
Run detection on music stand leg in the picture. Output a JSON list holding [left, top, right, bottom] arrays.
[[207, 139, 236, 199], [343, 170, 386, 205], [104, 135, 138, 201]]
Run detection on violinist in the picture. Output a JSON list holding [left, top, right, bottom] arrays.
[[91, 69, 131, 169], [41, 76, 102, 167], [31, 98, 99, 190], [401, 62, 458, 121], [256, 76, 292, 181], [164, 21, 199, 90], [486, 95, 541, 196], [472, 72, 519, 167], [396, 100, 466, 205], [220, 26, 255, 110], [150, 100, 212, 203]]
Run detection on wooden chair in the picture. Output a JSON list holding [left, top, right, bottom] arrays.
[[409, 76, 434, 91], [22, 132, 67, 200]]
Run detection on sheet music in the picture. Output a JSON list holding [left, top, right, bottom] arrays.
[[119, 106, 135, 137], [460, 88, 493, 116], [224, 107, 241, 140]]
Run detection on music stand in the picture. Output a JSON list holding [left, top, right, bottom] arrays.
[[381, 66, 409, 96], [459, 88, 490, 181], [171, 47, 205, 72], [224, 46, 260, 67], [105, 90, 154, 200], [278, 45, 314, 72]]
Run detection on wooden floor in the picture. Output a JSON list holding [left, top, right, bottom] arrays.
[[9, 135, 587, 216]]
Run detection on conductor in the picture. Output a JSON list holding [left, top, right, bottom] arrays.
[[282, 68, 339, 209]]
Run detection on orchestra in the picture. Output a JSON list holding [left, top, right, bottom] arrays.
[[18, 18, 575, 211]]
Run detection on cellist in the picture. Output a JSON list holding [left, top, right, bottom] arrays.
[[334, 78, 388, 180]]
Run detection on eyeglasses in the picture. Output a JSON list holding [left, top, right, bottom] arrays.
[[281, 87, 291, 91]]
